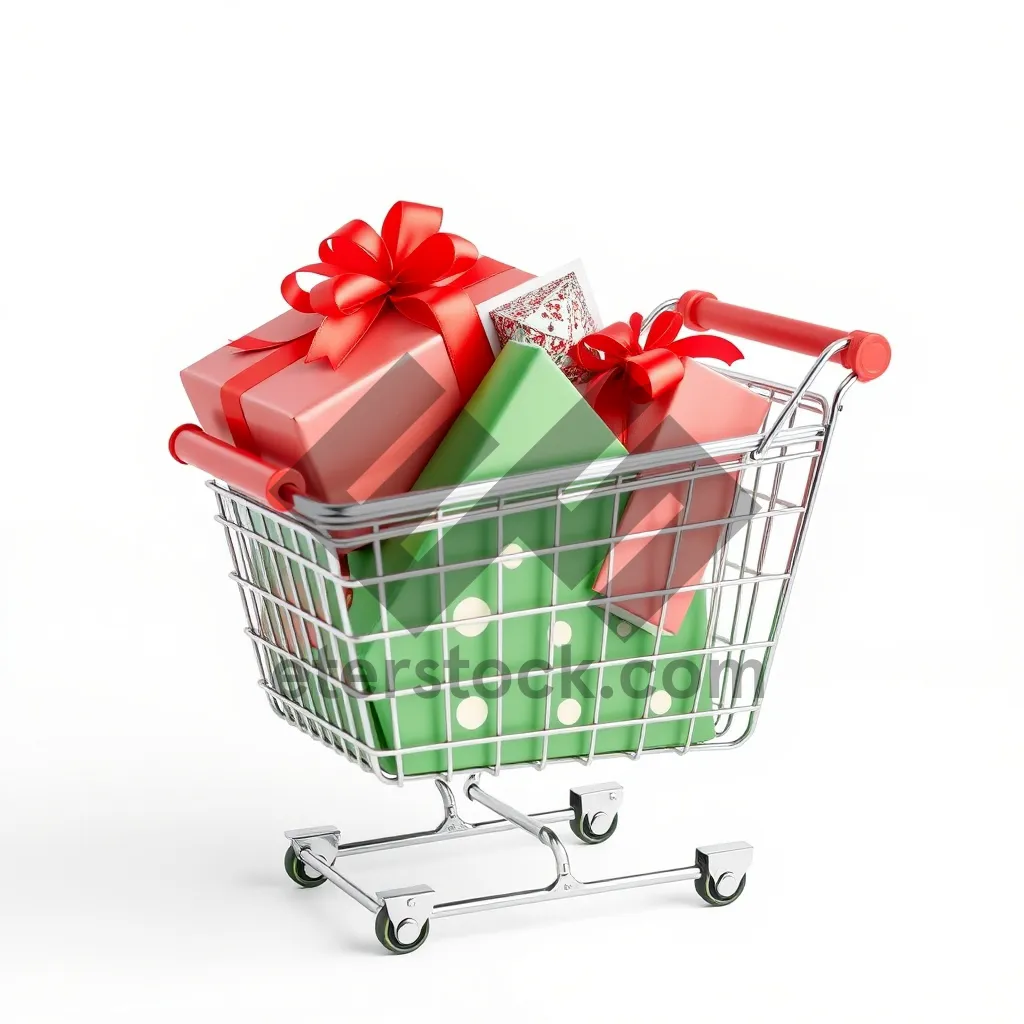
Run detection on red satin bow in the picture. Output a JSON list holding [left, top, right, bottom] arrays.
[[571, 309, 744, 443], [272, 200, 481, 367]]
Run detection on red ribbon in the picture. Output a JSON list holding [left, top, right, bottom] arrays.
[[223, 201, 505, 452], [570, 309, 745, 444]]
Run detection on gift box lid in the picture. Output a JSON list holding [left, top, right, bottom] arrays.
[[415, 339, 627, 491]]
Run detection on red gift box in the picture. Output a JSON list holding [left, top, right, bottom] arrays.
[[573, 310, 771, 634], [180, 201, 531, 507]]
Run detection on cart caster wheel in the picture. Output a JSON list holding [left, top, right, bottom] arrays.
[[374, 908, 430, 954], [695, 871, 747, 906], [570, 809, 619, 845], [284, 846, 327, 889]]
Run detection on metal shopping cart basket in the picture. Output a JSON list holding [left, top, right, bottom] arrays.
[[170, 290, 890, 952]]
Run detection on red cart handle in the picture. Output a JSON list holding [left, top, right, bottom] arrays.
[[677, 291, 890, 382], [169, 424, 305, 512]]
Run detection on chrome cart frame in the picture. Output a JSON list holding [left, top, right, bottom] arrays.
[[173, 290, 889, 951]]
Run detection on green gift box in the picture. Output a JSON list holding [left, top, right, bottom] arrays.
[[345, 342, 715, 777]]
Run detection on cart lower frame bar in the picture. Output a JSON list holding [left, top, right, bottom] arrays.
[[285, 775, 753, 951]]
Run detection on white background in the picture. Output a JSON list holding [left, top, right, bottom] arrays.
[[2, 2, 1021, 1020]]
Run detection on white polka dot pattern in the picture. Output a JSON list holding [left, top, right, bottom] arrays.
[[649, 689, 672, 716], [500, 542, 524, 569], [455, 695, 488, 730], [452, 597, 491, 637], [557, 698, 582, 725], [551, 620, 572, 646]]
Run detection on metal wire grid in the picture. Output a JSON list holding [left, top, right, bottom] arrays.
[[212, 369, 831, 785]]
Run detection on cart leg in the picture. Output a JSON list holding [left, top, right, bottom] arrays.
[[285, 777, 576, 868]]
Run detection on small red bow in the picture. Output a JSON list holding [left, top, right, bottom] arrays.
[[570, 310, 744, 443], [271, 200, 480, 368]]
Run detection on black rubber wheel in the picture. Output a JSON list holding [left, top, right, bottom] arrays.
[[374, 908, 430, 954], [570, 811, 619, 845], [694, 871, 747, 906], [284, 846, 328, 888]]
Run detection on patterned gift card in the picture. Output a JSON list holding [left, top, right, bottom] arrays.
[[477, 261, 601, 383]]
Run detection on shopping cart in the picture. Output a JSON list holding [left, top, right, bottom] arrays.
[[170, 291, 890, 952]]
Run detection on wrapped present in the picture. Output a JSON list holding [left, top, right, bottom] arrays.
[[344, 341, 715, 777], [477, 262, 600, 383], [576, 311, 772, 634], [180, 201, 531, 506]]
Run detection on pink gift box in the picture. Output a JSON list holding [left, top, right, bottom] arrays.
[[180, 268, 531, 507], [592, 359, 772, 634]]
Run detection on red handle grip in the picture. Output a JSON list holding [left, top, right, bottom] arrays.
[[169, 424, 305, 512], [677, 291, 890, 382]]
